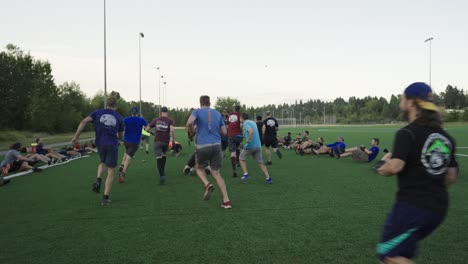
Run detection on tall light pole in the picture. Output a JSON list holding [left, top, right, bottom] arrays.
[[425, 37, 434, 87], [139, 32, 144, 116], [163, 81, 167, 106], [103, 0, 107, 108]]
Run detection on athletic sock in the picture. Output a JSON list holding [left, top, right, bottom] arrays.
[[156, 158, 164, 177], [235, 149, 240, 163], [230, 157, 237, 170], [96, 178, 102, 183]]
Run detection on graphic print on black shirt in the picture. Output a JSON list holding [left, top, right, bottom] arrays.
[[391, 123, 458, 214], [263, 117, 278, 137]]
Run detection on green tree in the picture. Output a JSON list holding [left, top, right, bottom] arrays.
[[214, 97, 242, 113]]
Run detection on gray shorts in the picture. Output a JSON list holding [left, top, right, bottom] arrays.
[[352, 149, 369, 162], [239, 148, 263, 163], [196, 144, 223, 171], [154, 142, 169, 158]]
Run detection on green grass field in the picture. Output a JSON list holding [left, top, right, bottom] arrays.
[[1, 125, 467, 264]]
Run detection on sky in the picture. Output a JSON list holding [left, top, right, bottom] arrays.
[[1, 0, 467, 109]]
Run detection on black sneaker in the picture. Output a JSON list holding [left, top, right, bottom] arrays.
[[159, 176, 166, 185], [299, 149, 305, 156], [183, 166, 191, 175], [146, 151, 149, 155], [233, 171, 238, 177], [383, 148, 389, 154], [118, 164, 124, 173], [32, 167, 43, 172], [92, 181, 101, 193], [101, 197, 111, 206], [266, 161, 272, 166], [276, 150, 283, 159]]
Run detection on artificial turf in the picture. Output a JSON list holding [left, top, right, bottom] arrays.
[[1, 125, 467, 264]]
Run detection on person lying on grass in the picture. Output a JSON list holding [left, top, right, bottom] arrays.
[[313, 136, 346, 158], [35, 138, 67, 163], [339, 138, 381, 162], [0, 143, 44, 185], [298, 137, 324, 155]]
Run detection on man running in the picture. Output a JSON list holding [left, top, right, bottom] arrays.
[[376, 82, 459, 264], [239, 113, 272, 184], [149, 106, 175, 185], [118, 107, 149, 183], [256, 115, 264, 146], [140, 127, 151, 155], [72, 97, 124, 206], [186, 95, 231, 209], [227, 105, 243, 177], [262, 111, 282, 165]]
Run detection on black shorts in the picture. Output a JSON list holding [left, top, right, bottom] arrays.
[[196, 144, 223, 170], [124, 142, 139, 158], [377, 202, 445, 261], [7, 160, 23, 172], [154, 142, 169, 158], [264, 136, 278, 148], [228, 136, 243, 152], [98, 145, 119, 168]]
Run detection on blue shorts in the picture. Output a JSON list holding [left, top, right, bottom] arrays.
[[377, 201, 445, 261], [98, 145, 119, 168]]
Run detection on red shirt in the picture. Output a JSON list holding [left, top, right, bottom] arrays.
[[227, 112, 242, 137], [149, 117, 174, 143]]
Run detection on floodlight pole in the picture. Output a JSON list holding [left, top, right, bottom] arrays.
[[103, 0, 107, 108], [139, 32, 144, 116], [425, 37, 434, 87]]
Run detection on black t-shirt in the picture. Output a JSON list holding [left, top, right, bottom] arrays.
[[263, 117, 279, 137], [256, 121, 263, 137], [392, 123, 458, 214]]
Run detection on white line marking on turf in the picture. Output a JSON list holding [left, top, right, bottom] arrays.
[[455, 154, 468, 157], [456, 147, 468, 149]]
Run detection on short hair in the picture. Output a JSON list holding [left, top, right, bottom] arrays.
[[318, 137, 324, 142], [373, 138, 380, 145], [200, 95, 210, 106], [234, 105, 241, 112], [242, 113, 249, 120], [305, 130, 309, 135], [265, 111, 271, 116], [35, 138, 40, 143], [256, 115, 262, 121], [10, 142, 21, 150], [107, 97, 118, 108]]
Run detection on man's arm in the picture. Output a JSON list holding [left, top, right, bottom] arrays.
[[72, 116, 93, 143], [186, 115, 196, 129], [170, 124, 175, 143], [220, 125, 227, 136], [378, 158, 406, 176], [446, 167, 459, 185], [246, 128, 253, 143]]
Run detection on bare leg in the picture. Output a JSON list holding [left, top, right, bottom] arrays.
[[239, 159, 248, 174], [210, 170, 230, 203], [196, 166, 210, 186], [265, 147, 271, 162], [104, 167, 115, 196], [123, 154, 132, 173], [381, 153, 392, 161], [384, 256, 415, 264], [97, 163, 105, 179], [258, 163, 270, 179], [20, 162, 33, 171], [344, 147, 359, 153]]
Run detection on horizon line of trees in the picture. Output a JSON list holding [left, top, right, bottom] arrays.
[[2, 44, 468, 133]]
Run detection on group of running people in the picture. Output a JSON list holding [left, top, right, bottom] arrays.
[[41, 82, 464, 263]]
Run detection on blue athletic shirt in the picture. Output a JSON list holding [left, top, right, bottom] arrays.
[[90, 109, 124, 146], [368, 146, 380, 162], [242, 120, 261, 149], [191, 108, 225, 145], [123, 116, 148, 144], [36, 143, 48, 155], [326, 141, 346, 150]]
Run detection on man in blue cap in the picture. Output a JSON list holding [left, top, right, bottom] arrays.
[[376, 82, 459, 264], [118, 107, 149, 183]]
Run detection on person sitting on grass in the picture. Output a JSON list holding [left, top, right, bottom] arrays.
[[313, 136, 346, 158], [298, 137, 324, 155], [0, 143, 44, 184], [340, 138, 381, 162], [169, 141, 183, 157], [35, 138, 67, 163], [288, 133, 303, 149], [280, 132, 293, 149]]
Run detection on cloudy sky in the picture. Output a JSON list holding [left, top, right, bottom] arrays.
[[1, 0, 467, 108]]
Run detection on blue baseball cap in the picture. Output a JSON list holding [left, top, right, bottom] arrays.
[[404, 82, 439, 112], [131, 107, 139, 115]]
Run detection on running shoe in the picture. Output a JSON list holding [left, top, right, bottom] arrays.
[[101, 197, 111, 206], [159, 176, 166, 185], [183, 166, 191, 175], [118, 171, 126, 183], [266, 177, 272, 184], [241, 173, 250, 181], [220, 201, 232, 209], [276, 150, 283, 159], [203, 183, 214, 200], [0, 179, 11, 186], [92, 180, 101, 193]]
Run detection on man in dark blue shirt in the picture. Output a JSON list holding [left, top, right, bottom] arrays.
[[313, 136, 346, 158], [72, 97, 124, 206], [340, 138, 380, 162], [118, 107, 149, 183]]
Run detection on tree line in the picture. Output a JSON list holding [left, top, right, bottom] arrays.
[[1, 44, 467, 133]]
